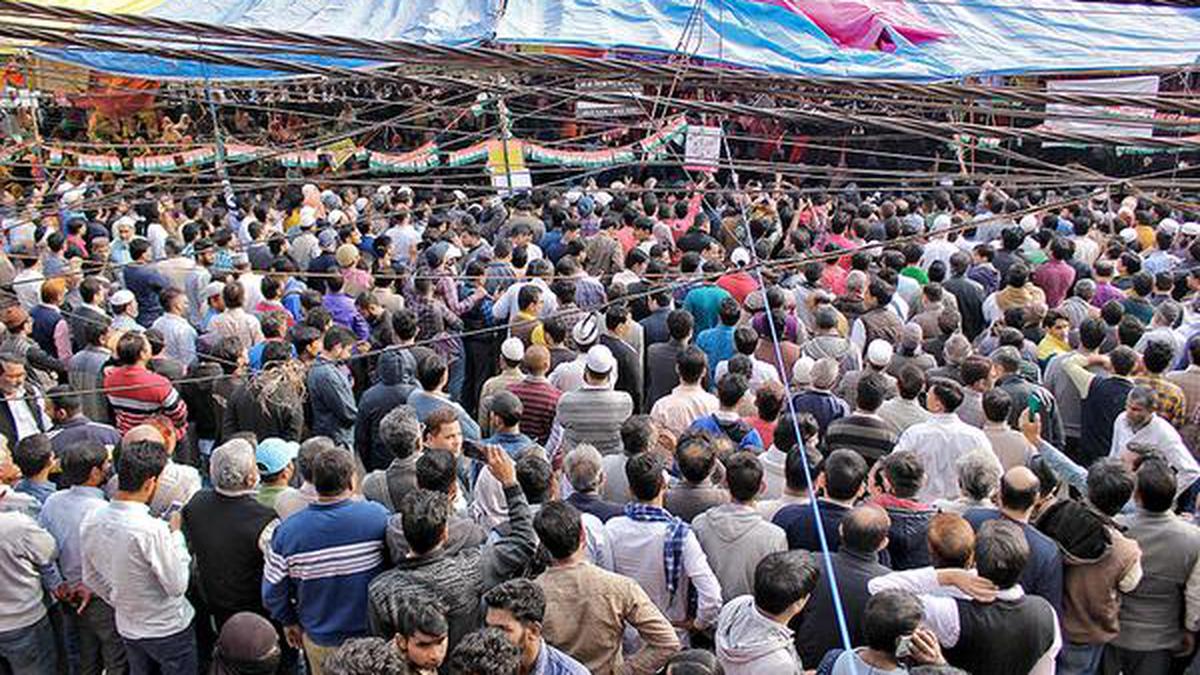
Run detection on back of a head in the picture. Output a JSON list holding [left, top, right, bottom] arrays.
[[863, 590, 925, 657], [58, 441, 108, 487], [882, 450, 924, 499], [753, 551, 820, 615], [534, 501, 583, 561], [928, 377, 964, 412], [448, 628, 520, 675], [563, 444, 603, 494], [822, 449, 868, 501], [896, 364, 925, 400], [856, 372, 888, 413], [1135, 456, 1177, 513], [626, 452, 666, 501], [999, 466, 1040, 513], [482, 578, 546, 627], [209, 438, 258, 494], [323, 638, 407, 675], [724, 451, 764, 503], [927, 512, 976, 569], [982, 387, 1012, 424], [116, 440, 169, 492], [1109, 346, 1138, 377], [310, 447, 355, 497], [975, 519, 1030, 589], [716, 372, 748, 409], [515, 454, 553, 505], [379, 406, 422, 460], [401, 489, 449, 555], [1086, 458, 1135, 517], [664, 649, 724, 675], [841, 504, 890, 554], [620, 415, 654, 456], [676, 346, 707, 385], [415, 448, 458, 494], [675, 433, 717, 484]]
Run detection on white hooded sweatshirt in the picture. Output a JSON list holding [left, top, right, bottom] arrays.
[[715, 595, 803, 675]]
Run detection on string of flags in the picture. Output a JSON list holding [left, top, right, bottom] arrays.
[[23, 115, 689, 176]]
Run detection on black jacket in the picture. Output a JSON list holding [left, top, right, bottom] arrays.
[[882, 503, 935, 571], [600, 334, 643, 413], [794, 547, 891, 666], [222, 372, 305, 442], [181, 490, 276, 622]]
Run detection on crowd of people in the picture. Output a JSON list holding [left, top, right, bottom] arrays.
[[1, 162, 1200, 675]]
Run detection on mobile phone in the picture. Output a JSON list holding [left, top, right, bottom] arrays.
[[1027, 393, 1042, 416], [461, 439, 487, 462], [896, 634, 914, 660], [161, 500, 184, 521]]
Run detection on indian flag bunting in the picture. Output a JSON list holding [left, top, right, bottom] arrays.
[[638, 115, 688, 154], [179, 147, 216, 168], [368, 142, 440, 173], [75, 153, 122, 172], [132, 154, 177, 173], [447, 141, 489, 167], [523, 143, 635, 168]]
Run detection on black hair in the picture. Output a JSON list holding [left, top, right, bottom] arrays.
[[448, 628, 520, 675], [753, 551, 820, 615], [400, 489, 450, 555], [676, 433, 717, 484], [982, 387, 1012, 424], [534, 501, 583, 560], [882, 450, 924, 499], [725, 451, 764, 502], [12, 434, 53, 477], [482, 578, 545, 624], [862, 590, 925, 654], [676, 346, 707, 385], [117, 440, 169, 492], [417, 352, 448, 391], [716, 372, 749, 409], [515, 454, 553, 505], [58, 441, 107, 487], [415, 449, 458, 494], [821, 449, 868, 501], [856, 373, 888, 412], [1135, 457, 1177, 513], [310, 446, 355, 496], [1086, 458, 1135, 517], [625, 452, 666, 501], [976, 520, 1030, 589]]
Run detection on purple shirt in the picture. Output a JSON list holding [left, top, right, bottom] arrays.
[[1092, 282, 1124, 309], [1032, 260, 1076, 308]]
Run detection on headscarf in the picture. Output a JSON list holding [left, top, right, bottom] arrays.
[[209, 612, 280, 675]]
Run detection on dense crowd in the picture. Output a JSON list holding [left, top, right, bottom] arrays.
[[1, 166, 1200, 675]]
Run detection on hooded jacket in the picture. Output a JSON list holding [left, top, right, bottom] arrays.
[[1036, 499, 1142, 644], [693, 504, 787, 602], [355, 350, 417, 472], [715, 595, 803, 675]]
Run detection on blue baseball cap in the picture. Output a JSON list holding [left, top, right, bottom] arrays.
[[256, 438, 300, 475]]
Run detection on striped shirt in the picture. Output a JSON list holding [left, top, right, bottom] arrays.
[[507, 376, 562, 445], [824, 413, 901, 467], [101, 365, 188, 439], [548, 385, 634, 457], [263, 498, 389, 647]]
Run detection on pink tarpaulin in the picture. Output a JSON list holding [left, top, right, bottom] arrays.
[[753, 0, 951, 50]]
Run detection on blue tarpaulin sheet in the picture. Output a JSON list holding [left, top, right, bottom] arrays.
[[31, 0, 1200, 81]]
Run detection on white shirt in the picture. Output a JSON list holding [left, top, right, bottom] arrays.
[[921, 238, 960, 271], [895, 412, 999, 503], [1111, 412, 1200, 496], [492, 278, 558, 322], [650, 383, 719, 437], [868, 567, 1060, 675], [605, 513, 724, 630], [150, 313, 198, 366], [715, 358, 780, 393], [548, 356, 588, 394], [80, 500, 194, 640], [758, 446, 788, 500], [13, 268, 43, 310]]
